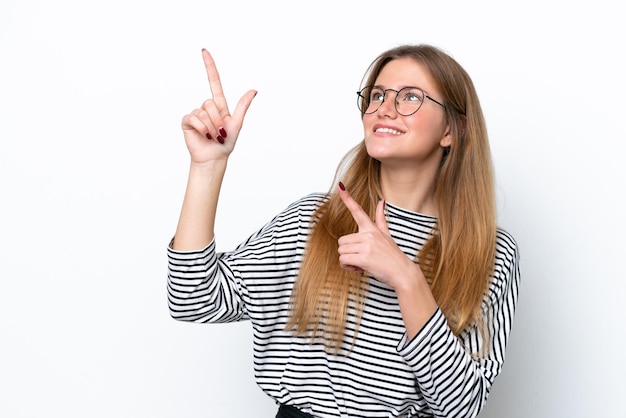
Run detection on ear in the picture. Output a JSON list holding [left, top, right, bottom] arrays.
[[440, 130, 452, 148], [440, 124, 453, 148], [440, 114, 466, 148]]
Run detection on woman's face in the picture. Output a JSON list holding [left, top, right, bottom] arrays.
[[363, 57, 451, 170]]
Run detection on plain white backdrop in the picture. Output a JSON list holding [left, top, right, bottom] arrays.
[[1, 1, 624, 417]]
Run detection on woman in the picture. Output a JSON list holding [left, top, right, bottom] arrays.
[[168, 44, 520, 418]]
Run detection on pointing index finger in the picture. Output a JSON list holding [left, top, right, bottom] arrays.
[[338, 182, 374, 231], [201, 49, 228, 109]]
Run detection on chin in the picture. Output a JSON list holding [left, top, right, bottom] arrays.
[[365, 141, 394, 161]]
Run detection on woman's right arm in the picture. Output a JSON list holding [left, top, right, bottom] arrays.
[[173, 49, 257, 251]]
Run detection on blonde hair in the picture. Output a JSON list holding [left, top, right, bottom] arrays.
[[287, 45, 496, 352]]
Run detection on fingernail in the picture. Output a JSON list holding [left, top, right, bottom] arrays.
[[217, 135, 224, 144], [205, 132, 212, 140], [219, 127, 227, 138], [338, 181, 346, 191]]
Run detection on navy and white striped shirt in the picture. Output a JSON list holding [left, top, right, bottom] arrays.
[[167, 193, 520, 418]]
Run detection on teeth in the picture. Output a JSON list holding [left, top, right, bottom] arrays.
[[375, 127, 402, 134]]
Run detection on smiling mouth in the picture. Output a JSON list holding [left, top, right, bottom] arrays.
[[375, 127, 404, 135]]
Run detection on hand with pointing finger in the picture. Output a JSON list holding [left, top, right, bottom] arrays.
[[181, 49, 257, 165], [336, 182, 425, 292]]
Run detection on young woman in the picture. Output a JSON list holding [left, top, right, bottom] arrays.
[[168, 44, 520, 418]]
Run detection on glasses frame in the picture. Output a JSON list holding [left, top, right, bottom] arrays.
[[356, 86, 445, 116]]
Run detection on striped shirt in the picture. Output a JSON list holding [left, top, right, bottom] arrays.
[[167, 193, 520, 418]]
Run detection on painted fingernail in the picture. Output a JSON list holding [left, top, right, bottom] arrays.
[[338, 181, 346, 191], [205, 132, 212, 140], [217, 135, 225, 144], [219, 127, 227, 138]]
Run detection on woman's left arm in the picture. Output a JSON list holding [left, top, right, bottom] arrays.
[[398, 232, 520, 418], [337, 185, 521, 417]]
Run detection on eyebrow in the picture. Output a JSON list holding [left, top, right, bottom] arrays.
[[373, 84, 433, 95]]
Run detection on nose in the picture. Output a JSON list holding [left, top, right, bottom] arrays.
[[377, 91, 398, 117]]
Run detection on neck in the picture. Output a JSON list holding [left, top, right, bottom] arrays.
[[380, 164, 439, 215]]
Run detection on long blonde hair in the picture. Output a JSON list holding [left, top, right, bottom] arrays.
[[286, 45, 496, 352]]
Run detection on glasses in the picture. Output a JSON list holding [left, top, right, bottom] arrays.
[[357, 86, 445, 116]]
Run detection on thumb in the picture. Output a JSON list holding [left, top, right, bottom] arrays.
[[375, 200, 390, 236], [232, 89, 258, 125]]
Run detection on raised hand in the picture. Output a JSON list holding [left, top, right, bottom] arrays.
[[181, 49, 257, 164], [336, 182, 422, 291], [173, 50, 257, 251]]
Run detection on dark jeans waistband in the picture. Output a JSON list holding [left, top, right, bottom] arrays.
[[276, 404, 315, 418]]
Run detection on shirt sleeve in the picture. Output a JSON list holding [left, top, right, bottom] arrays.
[[166, 193, 326, 324], [167, 238, 249, 323], [396, 230, 521, 418]]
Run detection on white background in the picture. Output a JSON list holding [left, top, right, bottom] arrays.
[[1, 1, 624, 417]]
